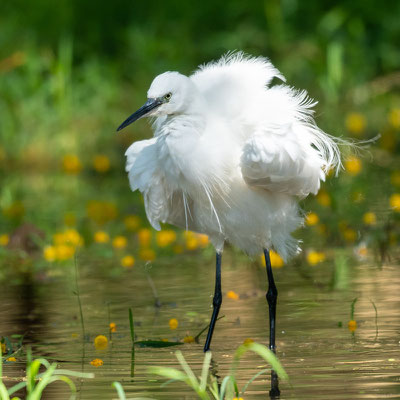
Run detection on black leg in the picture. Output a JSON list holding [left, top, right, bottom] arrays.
[[264, 248, 280, 398], [204, 252, 222, 352]]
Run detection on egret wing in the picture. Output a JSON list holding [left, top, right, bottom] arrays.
[[240, 123, 326, 197], [125, 139, 170, 230]]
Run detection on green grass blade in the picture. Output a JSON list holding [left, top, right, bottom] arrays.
[[233, 343, 288, 381], [219, 375, 234, 400], [241, 368, 269, 394], [52, 370, 94, 379], [147, 366, 188, 382], [199, 351, 212, 391], [175, 351, 199, 389], [30, 363, 58, 399], [7, 381, 28, 396], [350, 297, 358, 320], [129, 308, 135, 343], [112, 381, 126, 400], [0, 381, 10, 400]]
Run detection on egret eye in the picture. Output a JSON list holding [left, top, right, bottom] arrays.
[[164, 92, 172, 101]]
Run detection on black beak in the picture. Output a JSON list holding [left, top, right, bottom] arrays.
[[117, 98, 163, 131]]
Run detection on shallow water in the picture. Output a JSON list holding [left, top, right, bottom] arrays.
[[1, 252, 400, 399]]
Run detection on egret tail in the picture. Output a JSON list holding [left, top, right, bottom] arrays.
[[204, 252, 222, 352], [264, 248, 280, 398]]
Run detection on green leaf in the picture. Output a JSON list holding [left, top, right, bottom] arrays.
[[148, 366, 188, 382], [233, 343, 288, 381], [112, 381, 126, 400]]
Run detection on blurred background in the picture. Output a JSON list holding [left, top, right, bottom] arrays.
[[0, 1, 400, 398], [0, 0, 399, 270]]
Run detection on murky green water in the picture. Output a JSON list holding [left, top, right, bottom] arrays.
[[1, 252, 400, 399]]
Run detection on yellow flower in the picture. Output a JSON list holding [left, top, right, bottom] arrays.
[[233, 398, 244, 400], [156, 230, 177, 247], [390, 193, 400, 212], [62, 154, 82, 174], [307, 251, 326, 265], [63, 229, 83, 246], [94, 335, 108, 350], [55, 244, 75, 261], [316, 190, 331, 207], [305, 212, 319, 226], [124, 215, 141, 231], [112, 235, 127, 249], [53, 230, 83, 247], [388, 108, 400, 129], [270, 250, 284, 268], [391, 171, 400, 187], [363, 212, 376, 225], [93, 154, 110, 173], [345, 112, 366, 136], [183, 335, 195, 343], [169, 318, 178, 330], [121, 255, 135, 268], [139, 248, 156, 261], [345, 156, 362, 176], [348, 320, 357, 332], [226, 290, 239, 300], [343, 228, 357, 242], [197, 234, 209, 248], [94, 230, 109, 243], [109, 322, 117, 333], [90, 358, 103, 367], [0, 234, 9, 246], [86, 200, 118, 225], [6, 357, 16, 362], [64, 212, 76, 227], [184, 231, 198, 250], [43, 245, 57, 262], [138, 228, 152, 247], [243, 338, 254, 346], [1, 342, 6, 353]]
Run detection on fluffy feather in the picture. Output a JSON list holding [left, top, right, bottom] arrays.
[[124, 52, 341, 259]]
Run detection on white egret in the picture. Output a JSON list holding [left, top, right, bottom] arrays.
[[118, 52, 341, 397]]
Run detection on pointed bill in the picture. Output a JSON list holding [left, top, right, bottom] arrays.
[[117, 98, 163, 131]]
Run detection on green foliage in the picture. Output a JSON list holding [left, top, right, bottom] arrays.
[[0, 348, 94, 400], [147, 342, 288, 400]]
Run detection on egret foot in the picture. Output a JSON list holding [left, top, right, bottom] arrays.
[[204, 252, 222, 352], [264, 248, 280, 398]]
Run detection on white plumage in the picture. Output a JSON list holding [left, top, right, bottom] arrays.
[[122, 52, 340, 260]]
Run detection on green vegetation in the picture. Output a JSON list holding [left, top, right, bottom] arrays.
[[0, 1, 399, 280], [146, 342, 287, 400], [0, 348, 94, 399], [0, 1, 399, 398]]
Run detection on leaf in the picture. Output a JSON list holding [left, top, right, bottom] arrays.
[[148, 366, 188, 382], [233, 343, 288, 381], [112, 381, 126, 400], [134, 340, 184, 348]]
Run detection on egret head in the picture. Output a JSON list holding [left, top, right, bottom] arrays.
[[117, 72, 198, 131]]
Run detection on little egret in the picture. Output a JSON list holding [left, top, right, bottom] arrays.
[[118, 52, 341, 397]]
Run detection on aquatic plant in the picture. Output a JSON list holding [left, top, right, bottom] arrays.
[[145, 342, 288, 400], [0, 348, 94, 400]]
